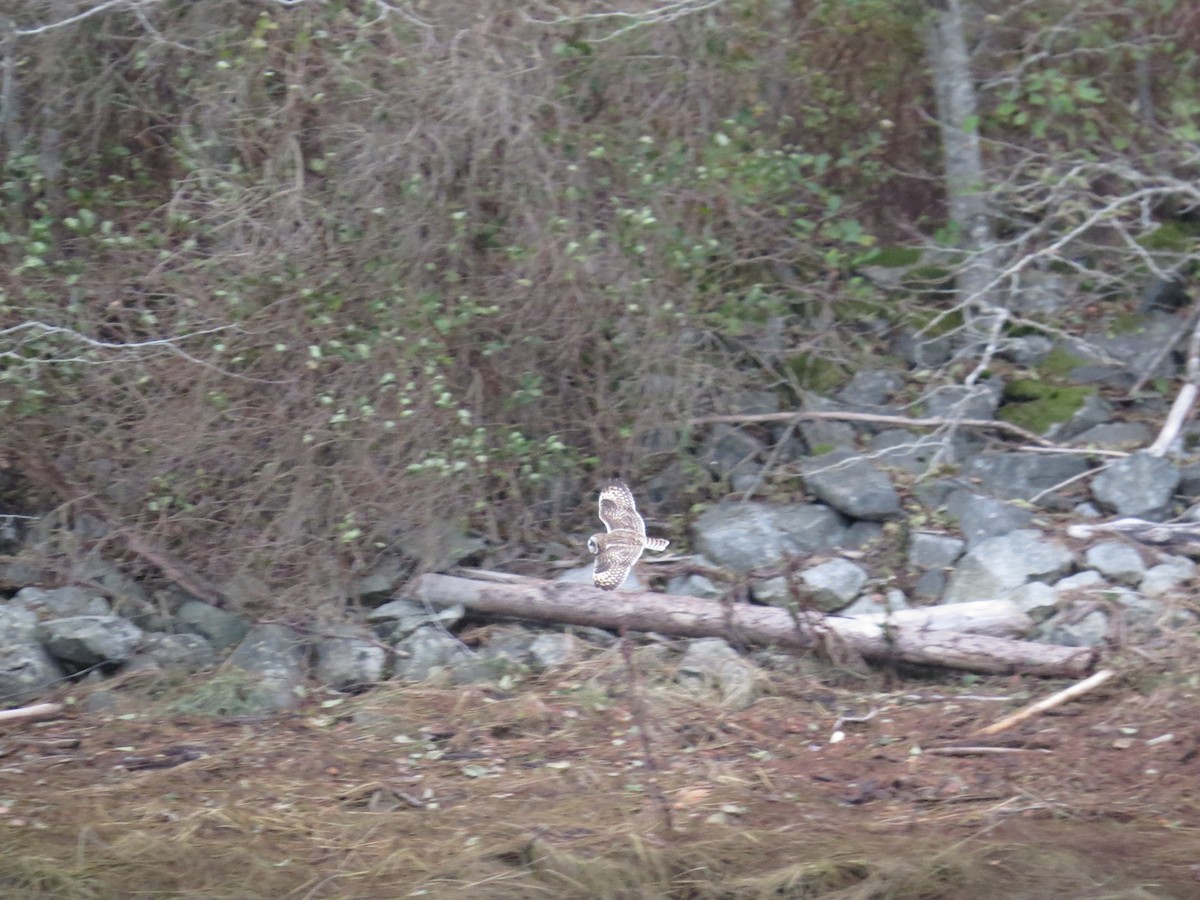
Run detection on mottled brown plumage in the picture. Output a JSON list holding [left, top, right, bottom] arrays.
[[588, 481, 669, 590]]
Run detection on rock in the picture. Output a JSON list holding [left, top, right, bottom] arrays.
[[368, 598, 464, 641], [1069, 422, 1153, 450], [801, 450, 901, 520], [665, 566, 723, 600], [0, 605, 39, 644], [913, 569, 947, 603], [1140, 556, 1196, 598], [842, 520, 885, 550], [1084, 541, 1147, 585], [12, 585, 110, 617], [226, 624, 309, 712], [870, 429, 940, 474], [1052, 393, 1114, 441], [796, 558, 869, 611], [529, 633, 581, 671], [840, 589, 911, 617], [908, 532, 964, 569], [38, 616, 143, 668], [677, 638, 760, 710], [1038, 608, 1109, 647], [0, 643, 66, 705], [315, 626, 388, 691], [137, 633, 217, 672], [350, 554, 409, 599], [1178, 461, 1200, 498], [693, 502, 846, 572], [943, 490, 1033, 547], [176, 599, 251, 651], [999, 334, 1054, 366], [942, 530, 1074, 603], [1007, 581, 1058, 621], [838, 370, 903, 407], [963, 452, 1090, 503], [797, 419, 857, 454], [699, 424, 765, 486], [479, 626, 536, 672], [393, 626, 473, 683], [1091, 452, 1180, 519], [893, 328, 954, 368], [922, 382, 1001, 420]]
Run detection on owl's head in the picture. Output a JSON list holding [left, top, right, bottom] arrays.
[[587, 534, 604, 555]]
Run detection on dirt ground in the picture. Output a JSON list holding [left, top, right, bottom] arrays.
[[0, 644, 1197, 899]]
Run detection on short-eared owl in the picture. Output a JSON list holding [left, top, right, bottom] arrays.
[[587, 480, 669, 590]]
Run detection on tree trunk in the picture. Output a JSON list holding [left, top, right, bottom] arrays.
[[408, 574, 1098, 678]]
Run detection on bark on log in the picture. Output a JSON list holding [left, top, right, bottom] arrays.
[[408, 574, 1098, 677]]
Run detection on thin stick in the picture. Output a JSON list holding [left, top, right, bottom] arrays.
[[922, 746, 1053, 757], [618, 625, 675, 832], [0, 702, 63, 725], [974, 668, 1116, 736]]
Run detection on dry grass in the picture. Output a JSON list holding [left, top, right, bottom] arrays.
[[1, 643, 1198, 898]]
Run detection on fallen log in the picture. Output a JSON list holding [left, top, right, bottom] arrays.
[[407, 574, 1098, 677]]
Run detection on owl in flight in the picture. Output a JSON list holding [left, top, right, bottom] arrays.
[[588, 480, 669, 590]]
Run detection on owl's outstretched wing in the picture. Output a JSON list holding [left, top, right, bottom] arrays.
[[593, 540, 643, 590], [597, 481, 646, 537]]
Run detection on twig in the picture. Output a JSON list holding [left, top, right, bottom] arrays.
[[1146, 311, 1200, 456], [922, 746, 1053, 757], [0, 702, 63, 725], [973, 668, 1116, 736], [691, 409, 1056, 447]]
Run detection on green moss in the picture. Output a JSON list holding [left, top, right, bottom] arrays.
[[867, 245, 923, 267], [998, 379, 1093, 433], [1136, 220, 1200, 252], [1037, 346, 1088, 378], [786, 353, 846, 392]]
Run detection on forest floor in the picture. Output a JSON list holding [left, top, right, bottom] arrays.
[[0, 645, 1197, 899]]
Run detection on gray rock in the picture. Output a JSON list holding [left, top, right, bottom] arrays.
[[479, 626, 536, 671], [1091, 452, 1180, 519], [677, 638, 759, 710], [798, 419, 858, 453], [176, 599, 251, 651], [0, 605, 39, 645], [922, 382, 1001, 420], [964, 452, 1090, 503], [699, 424, 765, 484], [1051, 393, 1114, 441], [944, 490, 1034, 547], [838, 370, 903, 407], [226, 624, 309, 712], [315, 627, 387, 691], [529, 633, 581, 671], [840, 589, 911, 617], [393, 626, 474, 683], [913, 569, 947, 603], [999, 334, 1054, 366], [842, 520, 885, 550], [12, 585, 110, 617], [38, 616, 143, 668], [1178, 461, 1200, 498], [1038, 609, 1109, 647], [801, 450, 901, 521], [350, 554, 409, 599], [942, 530, 1074, 603], [1007, 582, 1059, 621], [800, 558, 869, 611], [870, 430, 941, 474], [1140, 556, 1196, 598], [137, 633, 217, 672], [1069, 422, 1153, 450], [893, 328, 954, 368], [908, 532, 964, 569], [665, 567, 723, 600], [1084, 541, 1147, 585], [0, 643, 66, 705], [368, 598, 464, 641], [693, 502, 846, 572]]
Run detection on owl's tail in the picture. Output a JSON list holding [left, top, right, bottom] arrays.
[[643, 537, 670, 552]]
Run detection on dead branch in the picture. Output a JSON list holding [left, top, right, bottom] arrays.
[[973, 668, 1116, 736], [408, 573, 1098, 677], [0, 702, 64, 724]]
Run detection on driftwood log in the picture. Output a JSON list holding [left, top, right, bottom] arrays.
[[408, 574, 1098, 677]]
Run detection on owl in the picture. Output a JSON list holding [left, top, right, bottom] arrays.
[[587, 480, 670, 590]]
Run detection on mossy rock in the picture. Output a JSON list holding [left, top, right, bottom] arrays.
[[998, 379, 1093, 433], [1037, 346, 1089, 378], [786, 353, 846, 392]]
